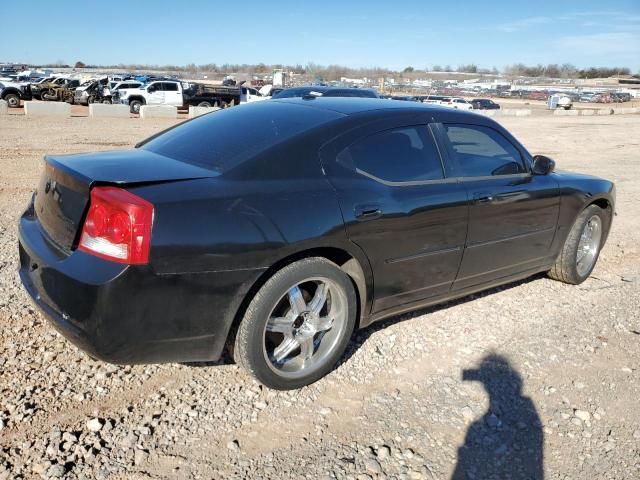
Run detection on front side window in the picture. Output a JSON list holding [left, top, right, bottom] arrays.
[[337, 126, 444, 183], [443, 124, 526, 177]]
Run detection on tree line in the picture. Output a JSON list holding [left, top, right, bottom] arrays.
[[34, 61, 637, 81]]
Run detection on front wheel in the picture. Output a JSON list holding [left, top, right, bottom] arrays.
[[234, 257, 357, 390], [4, 93, 20, 108], [548, 204, 610, 284]]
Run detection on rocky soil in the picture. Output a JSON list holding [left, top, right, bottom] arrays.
[[0, 112, 638, 479]]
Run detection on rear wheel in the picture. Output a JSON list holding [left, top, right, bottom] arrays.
[[197, 101, 212, 107], [548, 204, 610, 284], [130, 99, 143, 114], [234, 257, 357, 390]]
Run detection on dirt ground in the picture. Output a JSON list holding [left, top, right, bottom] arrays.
[[0, 111, 638, 480]]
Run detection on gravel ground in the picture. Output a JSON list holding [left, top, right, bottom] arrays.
[[0, 113, 638, 480]]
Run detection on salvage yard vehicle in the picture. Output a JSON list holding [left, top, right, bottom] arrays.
[[470, 98, 500, 110], [40, 78, 81, 103], [74, 78, 112, 105], [0, 80, 32, 107], [272, 86, 379, 99], [548, 94, 573, 110], [28, 77, 56, 99], [121, 80, 243, 113], [18, 98, 615, 390], [441, 97, 474, 110]]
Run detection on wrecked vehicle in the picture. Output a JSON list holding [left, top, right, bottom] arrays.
[[40, 78, 81, 103], [74, 78, 110, 105]]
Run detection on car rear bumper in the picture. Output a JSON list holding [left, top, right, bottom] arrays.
[[18, 209, 264, 365]]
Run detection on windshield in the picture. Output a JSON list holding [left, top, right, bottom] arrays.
[[140, 101, 342, 172]]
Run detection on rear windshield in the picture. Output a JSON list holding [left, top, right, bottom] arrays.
[[140, 101, 342, 172], [324, 89, 377, 98]]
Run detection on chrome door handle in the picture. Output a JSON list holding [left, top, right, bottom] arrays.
[[355, 205, 382, 220]]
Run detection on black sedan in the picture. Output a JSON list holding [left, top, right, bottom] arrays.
[[272, 86, 379, 99], [471, 98, 501, 110], [19, 98, 615, 389]]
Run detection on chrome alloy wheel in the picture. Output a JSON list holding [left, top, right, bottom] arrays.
[[576, 215, 602, 277], [263, 277, 348, 378]]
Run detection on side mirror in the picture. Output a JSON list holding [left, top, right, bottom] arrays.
[[532, 155, 555, 175]]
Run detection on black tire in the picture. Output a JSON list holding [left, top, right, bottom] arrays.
[[130, 100, 143, 114], [102, 99, 112, 104], [234, 257, 357, 390], [4, 93, 20, 108], [548, 204, 610, 284], [88, 95, 96, 104], [197, 101, 212, 107]]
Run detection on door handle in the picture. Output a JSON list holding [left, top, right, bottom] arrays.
[[473, 193, 494, 204], [355, 205, 382, 220]]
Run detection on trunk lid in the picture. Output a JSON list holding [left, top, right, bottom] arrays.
[[34, 149, 217, 252]]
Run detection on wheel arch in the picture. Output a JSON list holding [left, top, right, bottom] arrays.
[[225, 245, 372, 355]]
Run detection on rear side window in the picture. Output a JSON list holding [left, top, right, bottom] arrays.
[[443, 124, 525, 177], [162, 82, 179, 91], [337, 126, 444, 183], [140, 102, 342, 172]]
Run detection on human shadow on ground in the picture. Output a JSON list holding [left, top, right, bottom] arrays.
[[451, 353, 544, 480]]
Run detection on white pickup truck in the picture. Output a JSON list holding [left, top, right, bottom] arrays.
[[118, 80, 268, 113]]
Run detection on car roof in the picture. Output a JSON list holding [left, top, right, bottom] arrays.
[[271, 96, 461, 115]]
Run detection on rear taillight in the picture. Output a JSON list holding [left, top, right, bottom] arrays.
[[79, 187, 153, 264]]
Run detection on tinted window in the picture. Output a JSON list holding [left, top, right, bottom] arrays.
[[273, 87, 325, 99], [163, 82, 179, 91], [141, 102, 342, 172], [337, 126, 444, 183], [443, 124, 525, 177], [324, 89, 377, 98]]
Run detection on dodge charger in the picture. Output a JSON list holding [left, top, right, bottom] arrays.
[[18, 98, 615, 389]]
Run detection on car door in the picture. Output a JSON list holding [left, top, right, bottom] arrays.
[[436, 122, 560, 290], [162, 82, 183, 106], [322, 118, 468, 315], [146, 82, 164, 105]]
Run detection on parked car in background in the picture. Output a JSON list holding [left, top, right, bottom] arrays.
[[419, 95, 446, 104], [40, 78, 81, 103], [272, 86, 379, 99], [29, 77, 56, 99], [441, 97, 474, 110], [74, 78, 112, 105], [119, 80, 243, 113], [527, 91, 549, 101], [18, 98, 614, 389], [390, 95, 418, 101], [470, 98, 500, 110], [240, 85, 269, 103], [0, 80, 32, 107]]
